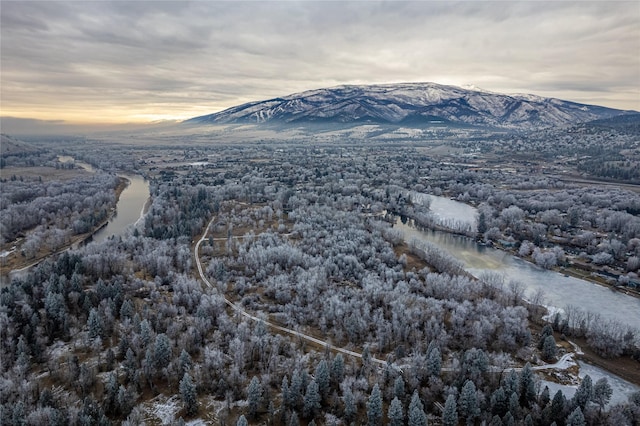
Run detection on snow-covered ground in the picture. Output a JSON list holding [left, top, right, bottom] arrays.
[[540, 361, 640, 407]]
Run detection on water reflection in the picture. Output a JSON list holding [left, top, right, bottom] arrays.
[[394, 218, 640, 329]]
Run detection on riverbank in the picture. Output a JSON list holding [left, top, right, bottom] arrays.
[[571, 336, 640, 387], [0, 176, 128, 282], [488, 239, 640, 301]]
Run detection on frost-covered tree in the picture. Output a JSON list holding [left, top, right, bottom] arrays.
[[179, 373, 198, 416], [303, 380, 321, 419], [247, 376, 262, 419], [459, 380, 480, 424], [388, 396, 404, 426], [366, 384, 383, 426], [315, 360, 330, 400], [442, 394, 458, 426], [591, 377, 612, 411], [408, 390, 428, 426], [573, 375, 593, 410], [566, 407, 586, 426]]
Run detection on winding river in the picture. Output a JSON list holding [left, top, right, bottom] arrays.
[[398, 194, 640, 330], [399, 193, 640, 402], [57, 156, 150, 242], [90, 174, 149, 243]]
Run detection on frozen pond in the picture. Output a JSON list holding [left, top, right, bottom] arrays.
[[411, 192, 478, 230], [541, 361, 640, 407]]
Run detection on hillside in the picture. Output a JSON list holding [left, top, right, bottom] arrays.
[[186, 83, 632, 130]]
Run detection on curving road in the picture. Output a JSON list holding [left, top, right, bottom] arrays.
[[194, 217, 389, 367], [194, 216, 581, 375]]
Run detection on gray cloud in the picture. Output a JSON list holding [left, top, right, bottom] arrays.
[[1, 0, 638, 126]]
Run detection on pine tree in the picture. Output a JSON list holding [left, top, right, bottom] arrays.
[[179, 372, 198, 416], [366, 384, 383, 426], [331, 353, 345, 384], [343, 386, 356, 421], [572, 375, 593, 409], [592, 377, 612, 411], [315, 360, 330, 399], [394, 375, 406, 401], [388, 397, 405, 426], [566, 407, 586, 426], [153, 333, 171, 370], [542, 335, 557, 361], [281, 376, 291, 409], [179, 349, 192, 377], [426, 346, 442, 377], [538, 324, 553, 349], [550, 390, 566, 424], [87, 308, 103, 339], [490, 387, 508, 417], [247, 376, 262, 419], [539, 385, 550, 407], [519, 363, 536, 408], [236, 415, 248, 426], [459, 380, 480, 424], [303, 380, 321, 419], [408, 390, 427, 426], [442, 394, 458, 426], [290, 370, 303, 409]]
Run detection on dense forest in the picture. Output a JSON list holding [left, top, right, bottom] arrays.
[[1, 135, 639, 425]]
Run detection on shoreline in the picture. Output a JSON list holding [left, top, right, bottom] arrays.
[[0, 176, 128, 282]]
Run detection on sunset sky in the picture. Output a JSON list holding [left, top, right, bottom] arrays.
[[1, 1, 639, 129]]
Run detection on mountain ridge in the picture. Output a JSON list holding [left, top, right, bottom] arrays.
[[186, 82, 633, 130]]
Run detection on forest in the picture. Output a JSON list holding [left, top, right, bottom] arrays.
[[0, 132, 639, 425]]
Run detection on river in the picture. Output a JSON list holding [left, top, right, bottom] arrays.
[[398, 193, 640, 403], [57, 155, 150, 243], [90, 174, 149, 243], [397, 194, 640, 330]]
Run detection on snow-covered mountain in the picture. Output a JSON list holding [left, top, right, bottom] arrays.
[[186, 82, 631, 130]]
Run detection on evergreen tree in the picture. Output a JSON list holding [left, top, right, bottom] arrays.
[[394, 375, 406, 401], [343, 386, 356, 421], [179, 349, 192, 377], [236, 415, 248, 426], [87, 308, 103, 339], [290, 370, 303, 409], [572, 375, 593, 410], [538, 324, 554, 349], [303, 380, 321, 419], [539, 385, 551, 407], [281, 376, 291, 409], [566, 407, 586, 426], [489, 415, 503, 426], [519, 363, 536, 408], [542, 334, 557, 361], [442, 394, 458, 426], [153, 333, 171, 370], [366, 384, 383, 426], [550, 390, 566, 424], [592, 377, 612, 411], [388, 397, 404, 426], [490, 387, 508, 417], [247, 376, 262, 419], [408, 390, 427, 426], [179, 373, 198, 416], [426, 346, 442, 377], [459, 380, 480, 424], [331, 353, 345, 384], [315, 360, 330, 399]]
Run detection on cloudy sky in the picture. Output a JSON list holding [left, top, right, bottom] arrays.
[[1, 1, 638, 127]]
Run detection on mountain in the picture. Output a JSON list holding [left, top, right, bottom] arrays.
[[185, 82, 632, 130], [0, 134, 41, 157]]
